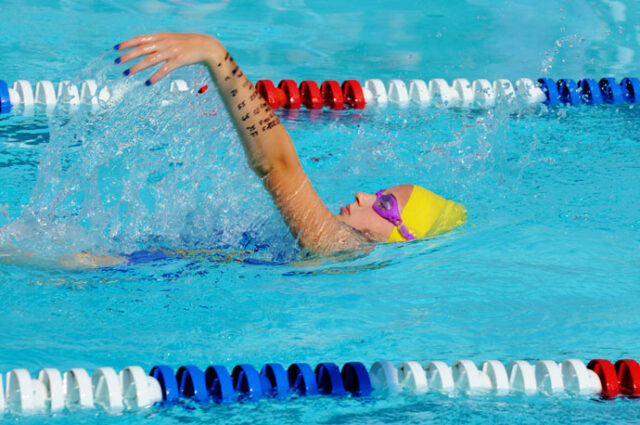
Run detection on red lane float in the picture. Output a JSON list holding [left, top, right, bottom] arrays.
[[320, 80, 345, 110], [342, 80, 366, 109], [587, 359, 620, 398], [615, 359, 640, 397], [300, 80, 323, 109], [278, 80, 301, 109], [255, 80, 280, 109]]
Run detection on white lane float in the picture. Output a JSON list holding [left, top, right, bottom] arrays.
[[363, 79, 388, 104], [34, 80, 56, 105], [493, 78, 516, 103], [451, 78, 474, 107], [408, 79, 431, 104], [387, 79, 410, 104], [397, 361, 428, 394], [452, 360, 492, 394], [472, 79, 496, 108], [38, 368, 65, 412], [93, 367, 123, 411], [508, 361, 537, 395], [369, 361, 402, 395], [561, 359, 602, 395], [429, 78, 455, 107], [56, 81, 80, 105], [5, 369, 46, 414], [120, 366, 162, 409], [424, 361, 454, 393], [63, 368, 94, 409], [481, 360, 510, 395], [534, 360, 564, 395]]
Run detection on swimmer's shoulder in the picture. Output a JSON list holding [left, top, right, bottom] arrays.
[[310, 221, 372, 255]]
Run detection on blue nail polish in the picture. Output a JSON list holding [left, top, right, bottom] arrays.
[[145, 80, 152, 86], [123, 69, 130, 76], [113, 43, 120, 51], [114, 57, 121, 64]]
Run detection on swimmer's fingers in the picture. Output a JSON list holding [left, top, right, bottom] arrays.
[[116, 42, 163, 65], [123, 50, 172, 77], [115, 33, 164, 52], [146, 60, 182, 85]]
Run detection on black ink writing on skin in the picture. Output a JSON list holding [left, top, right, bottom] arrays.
[[224, 51, 230, 61], [252, 107, 260, 115], [249, 92, 258, 101], [241, 113, 250, 121], [246, 124, 259, 137], [231, 66, 238, 75], [237, 100, 246, 110], [230, 89, 238, 97], [262, 120, 279, 132], [236, 71, 243, 78]]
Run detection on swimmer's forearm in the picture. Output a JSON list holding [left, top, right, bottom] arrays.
[[203, 45, 299, 177], [116, 33, 300, 177]]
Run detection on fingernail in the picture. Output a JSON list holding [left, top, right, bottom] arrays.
[[113, 43, 120, 51], [123, 69, 130, 76], [114, 57, 121, 64], [145, 80, 152, 86]]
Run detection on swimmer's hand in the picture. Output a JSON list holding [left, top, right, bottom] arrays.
[[114, 33, 223, 85]]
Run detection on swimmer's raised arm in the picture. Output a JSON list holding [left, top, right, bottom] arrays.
[[115, 33, 361, 253]]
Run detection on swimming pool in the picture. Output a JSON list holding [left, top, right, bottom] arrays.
[[1, 0, 639, 423]]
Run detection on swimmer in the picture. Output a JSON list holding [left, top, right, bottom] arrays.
[[111, 32, 467, 256]]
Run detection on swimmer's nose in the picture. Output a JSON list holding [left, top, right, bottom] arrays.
[[355, 191, 375, 207]]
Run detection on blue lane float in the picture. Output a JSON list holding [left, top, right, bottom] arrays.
[[578, 78, 604, 105], [315, 362, 347, 396], [205, 365, 234, 403], [538, 78, 561, 106], [260, 363, 290, 400], [149, 365, 179, 404], [0, 80, 10, 113], [557, 79, 581, 106], [599, 78, 625, 104], [621, 77, 640, 103], [287, 363, 318, 396], [342, 362, 373, 397], [176, 365, 209, 403], [232, 364, 263, 401]]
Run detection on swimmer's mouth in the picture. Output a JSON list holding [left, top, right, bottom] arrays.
[[340, 205, 350, 215]]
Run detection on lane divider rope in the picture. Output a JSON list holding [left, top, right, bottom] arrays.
[[0, 358, 638, 416], [1, 77, 638, 115], [0, 78, 640, 113]]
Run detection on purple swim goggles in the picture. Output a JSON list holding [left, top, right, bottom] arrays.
[[372, 190, 415, 241]]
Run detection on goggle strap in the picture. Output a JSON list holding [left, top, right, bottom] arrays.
[[396, 218, 416, 241]]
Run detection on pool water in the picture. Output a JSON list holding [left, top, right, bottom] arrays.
[[0, 0, 639, 423]]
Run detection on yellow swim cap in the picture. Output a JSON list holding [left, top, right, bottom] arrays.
[[387, 185, 467, 242]]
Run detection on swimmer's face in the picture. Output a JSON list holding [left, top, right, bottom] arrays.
[[336, 184, 414, 242]]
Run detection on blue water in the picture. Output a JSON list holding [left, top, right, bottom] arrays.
[[1, 0, 640, 423]]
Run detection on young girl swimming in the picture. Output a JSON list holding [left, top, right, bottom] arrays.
[[112, 32, 467, 256]]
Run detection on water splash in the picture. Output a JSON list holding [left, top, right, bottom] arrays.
[[539, 33, 585, 75], [0, 60, 296, 262]]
